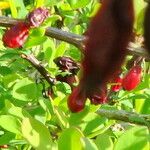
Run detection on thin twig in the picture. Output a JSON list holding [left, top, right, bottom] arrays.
[[21, 54, 56, 85]]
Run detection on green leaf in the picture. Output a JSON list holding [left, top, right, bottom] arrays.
[[3, 73, 20, 88], [8, 0, 18, 17], [35, 0, 45, 7], [24, 36, 47, 48], [95, 134, 113, 150], [30, 28, 46, 37], [21, 117, 52, 150], [0, 115, 21, 134], [54, 107, 69, 129], [58, 127, 84, 150], [0, 132, 15, 145], [55, 42, 67, 58], [14, 0, 28, 18], [81, 138, 98, 150], [43, 15, 62, 27], [82, 113, 107, 136], [5, 100, 32, 119], [69, 107, 89, 126], [12, 78, 38, 101], [114, 126, 149, 150], [67, 0, 90, 9], [0, 66, 12, 76]]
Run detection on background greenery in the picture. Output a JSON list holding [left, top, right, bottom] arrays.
[[0, 0, 150, 150]]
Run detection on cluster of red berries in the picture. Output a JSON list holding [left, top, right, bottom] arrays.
[[68, 64, 142, 113], [111, 65, 142, 92], [2, 7, 49, 48]]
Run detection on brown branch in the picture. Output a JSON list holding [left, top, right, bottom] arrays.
[[21, 54, 56, 85], [0, 16, 149, 58]]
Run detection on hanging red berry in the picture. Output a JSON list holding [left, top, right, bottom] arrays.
[[122, 65, 142, 91], [67, 87, 86, 113], [26, 7, 49, 28], [111, 76, 123, 92], [2, 22, 29, 48]]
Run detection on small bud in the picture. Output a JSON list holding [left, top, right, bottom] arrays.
[[2, 22, 29, 48], [26, 7, 49, 28], [54, 56, 80, 75]]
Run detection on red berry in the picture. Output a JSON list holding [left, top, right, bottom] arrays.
[[68, 87, 86, 113], [26, 7, 49, 28], [2, 22, 29, 48], [111, 76, 123, 92], [122, 65, 142, 91]]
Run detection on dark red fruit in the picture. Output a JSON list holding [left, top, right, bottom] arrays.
[[54, 56, 79, 75], [89, 88, 107, 105], [68, 87, 86, 113], [26, 7, 49, 28], [122, 65, 142, 91], [2, 22, 29, 48], [111, 76, 123, 92]]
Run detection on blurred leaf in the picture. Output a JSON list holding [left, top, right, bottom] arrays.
[[55, 42, 67, 58], [14, 0, 28, 17], [24, 36, 47, 48], [0, 132, 15, 145], [82, 113, 106, 136], [67, 0, 90, 9], [12, 78, 38, 101], [114, 126, 149, 150], [0, 1, 10, 9], [30, 28, 46, 37], [43, 15, 62, 27], [58, 127, 84, 150], [81, 138, 98, 150], [8, 0, 18, 17], [138, 98, 150, 114], [54, 107, 69, 129], [0, 66, 12, 76], [35, 0, 45, 7], [21, 117, 52, 150], [6, 100, 31, 119], [0, 115, 21, 134], [69, 107, 89, 126], [3, 73, 20, 88], [95, 134, 113, 150]]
